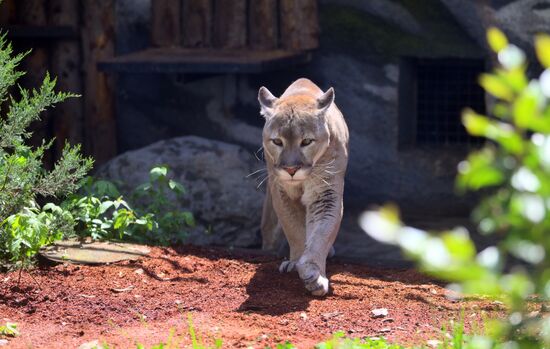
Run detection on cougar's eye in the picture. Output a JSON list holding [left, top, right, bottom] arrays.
[[272, 138, 283, 146], [301, 138, 314, 147]]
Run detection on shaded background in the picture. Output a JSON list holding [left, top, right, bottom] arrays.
[[1, 0, 548, 265]]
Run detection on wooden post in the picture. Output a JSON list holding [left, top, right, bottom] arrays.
[[182, 0, 212, 48], [82, 0, 117, 166], [213, 0, 246, 48], [280, 0, 319, 51], [0, 0, 16, 25], [151, 0, 181, 47], [249, 0, 278, 50], [49, 0, 84, 160], [17, 0, 53, 167]]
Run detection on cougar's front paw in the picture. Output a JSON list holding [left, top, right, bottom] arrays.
[[279, 260, 296, 273], [296, 262, 330, 297]]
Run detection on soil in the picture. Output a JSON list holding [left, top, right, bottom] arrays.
[[0, 245, 502, 349]]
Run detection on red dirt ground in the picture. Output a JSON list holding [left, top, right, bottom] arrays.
[[0, 245, 501, 349]]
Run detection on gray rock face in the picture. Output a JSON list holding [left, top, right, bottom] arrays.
[[441, 0, 550, 57], [99, 136, 264, 248]]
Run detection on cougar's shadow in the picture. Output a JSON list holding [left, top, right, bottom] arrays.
[[237, 261, 313, 316]]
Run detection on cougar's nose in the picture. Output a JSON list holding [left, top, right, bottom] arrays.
[[283, 166, 301, 176]]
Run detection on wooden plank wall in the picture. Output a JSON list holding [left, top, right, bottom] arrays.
[[168, 0, 319, 50], [16, 1, 53, 167], [49, 0, 84, 159], [81, 0, 117, 166], [0, 0, 117, 167], [0, 0, 319, 167]]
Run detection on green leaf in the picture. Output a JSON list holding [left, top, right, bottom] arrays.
[[98, 200, 114, 215], [149, 166, 168, 182], [513, 91, 538, 128], [168, 179, 185, 195], [457, 150, 504, 190], [479, 74, 514, 100], [487, 27, 508, 52], [535, 34, 550, 68], [182, 211, 195, 227]]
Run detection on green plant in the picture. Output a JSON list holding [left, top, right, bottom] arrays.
[[360, 29, 550, 348], [132, 166, 195, 244], [315, 333, 404, 349], [0, 33, 92, 264], [0, 322, 19, 337], [64, 166, 194, 245]]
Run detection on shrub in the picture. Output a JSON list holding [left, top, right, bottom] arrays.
[[63, 166, 195, 245], [360, 29, 550, 348], [0, 33, 92, 264]]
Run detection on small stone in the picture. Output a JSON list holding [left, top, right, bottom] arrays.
[[379, 328, 392, 333], [300, 312, 308, 320], [430, 289, 438, 295], [427, 340, 441, 348], [78, 340, 102, 349], [321, 311, 342, 320], [134, 268, 144, 275], [111, 285, 134, 293], [0, 339, 8, 346], [371, 308, 388, 318]]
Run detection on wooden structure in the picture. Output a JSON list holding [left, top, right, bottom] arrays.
[[0, 0, 319, 166], [100, 0, 319, 74], [0, 0, 117, 166]]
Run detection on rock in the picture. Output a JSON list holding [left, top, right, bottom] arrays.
[[40, 239, 150, 265], [0, 339, 8, 346], [78, 340, 102, 349], [441, 0, 550, 59], [323, 0, 423, 35], [371, 308, 389, 318], [99, 136, 264, 248]]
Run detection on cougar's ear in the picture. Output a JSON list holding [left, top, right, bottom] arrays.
[[258, 86, 278, 118], [317, 87, 335, 112]]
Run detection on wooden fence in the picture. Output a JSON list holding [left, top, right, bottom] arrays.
[[0, 0, 319, 167]]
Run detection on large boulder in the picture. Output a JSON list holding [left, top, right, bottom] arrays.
[[98, 136, 264, 248]]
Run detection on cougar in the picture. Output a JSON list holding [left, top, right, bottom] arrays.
[[258, 78, 349, 296]]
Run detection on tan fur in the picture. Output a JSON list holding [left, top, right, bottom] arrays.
[[258, 78, 349, 296]]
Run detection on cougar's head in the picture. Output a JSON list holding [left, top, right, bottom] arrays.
[[258, 86, 335, 183]]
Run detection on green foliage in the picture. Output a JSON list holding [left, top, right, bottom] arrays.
[[315, 332, 404, 349], [0, 322, 19, 337], [360, 28, 550, 348], [0, 33, 92, 264], [64, 166, 194, 245]]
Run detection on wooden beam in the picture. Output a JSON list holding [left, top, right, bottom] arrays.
[[16, 0, 53, 168], [49, 0, 84, 159], [182, 0, 212, 48], [213, 0, 246, 49], [151, 0, 181, 47], [249, 0, 278, 50], [82, 0, 117, 166], [280, 0, 319, 51], [0, 0, 16, 25]]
